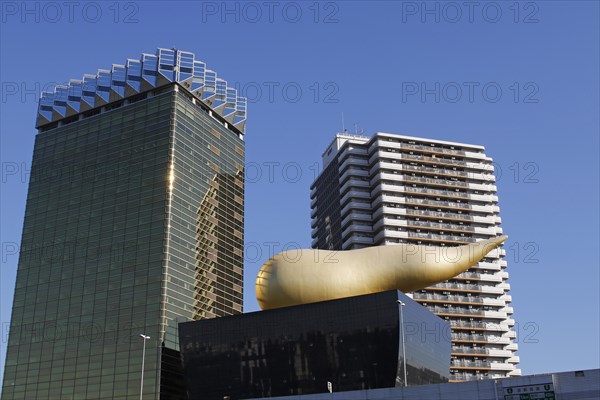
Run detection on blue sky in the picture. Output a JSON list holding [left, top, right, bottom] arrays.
[[1, 1, 598, 380]]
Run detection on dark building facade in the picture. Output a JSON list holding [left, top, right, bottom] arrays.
[[179, 291, 451, 400], [2, 49, 246, 400]]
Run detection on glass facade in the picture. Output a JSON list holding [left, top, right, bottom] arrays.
[[179, 290, 451, 400], [2, 82, 245, 399]]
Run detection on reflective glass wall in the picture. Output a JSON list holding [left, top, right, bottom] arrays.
[[2, 85, 245, 400]]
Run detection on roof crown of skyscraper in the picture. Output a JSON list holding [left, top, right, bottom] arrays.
[[36, 48, 247, 133]]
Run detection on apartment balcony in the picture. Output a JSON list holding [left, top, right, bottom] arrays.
[[402, 153, 467, 167], [429, 306, 486, 317], [468, 182, 498, 192], [340, 200, 371, 216], [452, 333, 488, 343], [371, 138, 479, 157], [372, 180, 473, 202], [338, 146, 368, 162], [399, 142, 467, 157], [485, 336, 511, 344], [504, 330, 517, 339], [403, 175, 469, 189], [506, 343, 519, 351], [450, 320, 488, 330], [469, 193, 499, 203], [404, 208, 474, 222], [450, 320, 510, 332], [452, 333, 511, 345], [488, 348, 516, 358], [463, 150, 491, 161], [489, 362, 517, 371], [500, 294, 512, 302], [413, 293, 485, 306], [470, 204, 499, 214], [371, 204, 498, 227], [467, 171, 496, 182], [341, 223, 372, 240], [403, 185, 470, 199], [508, 369, 522, 376], [340, 212, 372, 228], [342, 235, 373, 249], [476, 261, 503, 271], [473, 226, 502, 235], [374, 229, 408, 243], [430, 282, 487, 292], [339, 167, 369, 185], [451, 346, 491, 356], [340, 189, 371, 207], [407, 231, 476, 244], [450, 373, 486, 382], [368, 153, 408, 169], [406, 220, 475, 233], [451, 360, 492, 370], [430, 307, 507, 321], [403, 196, 472, 211], [339, 177, 370, 194], [401, 163, 469, 178], [454, 271, 504, 284], [372, 217, 405, 232], [465, 161, 494, 171], [339, 156, 369, 173]]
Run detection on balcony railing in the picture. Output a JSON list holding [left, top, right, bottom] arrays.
[[403, 185, 469, 199], [404, 197, 471, 210], [450, 320, 489, 330], [431, 282, 483, 291], [450, 373, 486, 381], [407, 220, 475, 232], [429, 306, 484, 316], [404, 208, 474, 221], [407, 232, 476, 243], [451, 360, 492, 369], [399, 142, 466, 156], [403, 175, 468, 188], [413, 293, 484, 304], [402, 153, 467, 166], [452, 332, 488, 342], [374, 141, 467, 156], [452, 346, 490, 355], [401, 164, 468, 178]]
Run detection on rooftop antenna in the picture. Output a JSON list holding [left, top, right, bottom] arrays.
[[341, 112, 347, 133], [354, 123, 365, 135]]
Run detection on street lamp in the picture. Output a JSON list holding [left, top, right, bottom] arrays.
[[139, 334, 151, 400], [396, 300, 407, 387]]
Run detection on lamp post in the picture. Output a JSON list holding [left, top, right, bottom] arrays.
[[139, 334, 150, 400], [396, 300, 407, 387]]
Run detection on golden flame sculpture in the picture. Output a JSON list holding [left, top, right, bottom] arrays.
[[256, 236, 507, 310]]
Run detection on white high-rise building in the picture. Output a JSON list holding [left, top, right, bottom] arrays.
[[310, 132, 520, 381]]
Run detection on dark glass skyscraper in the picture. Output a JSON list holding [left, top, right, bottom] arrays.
[[1, 49, 247, 399]]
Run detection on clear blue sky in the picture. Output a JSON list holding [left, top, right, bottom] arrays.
[[1, 1, 598, 380]]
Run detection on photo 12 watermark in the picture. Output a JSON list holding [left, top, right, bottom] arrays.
[[399, 1, 540, 24], [200, 1, 340, 24], [1, 1, 140, 24], [401, 81, 540, 104]]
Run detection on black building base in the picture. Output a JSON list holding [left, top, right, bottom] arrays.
[[178, 290, 451, 400]]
